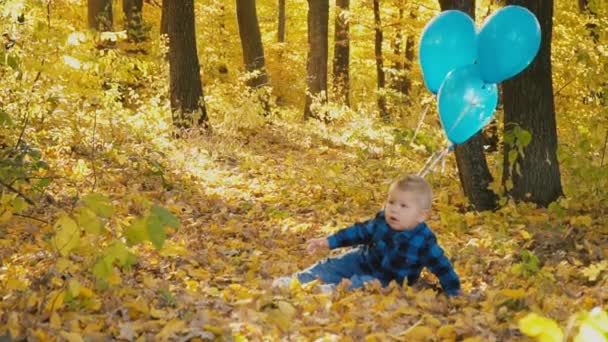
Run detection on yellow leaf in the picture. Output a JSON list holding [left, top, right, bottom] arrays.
[[401, 325, 434, 341], [277, 301, 297, 319], [519, 230, 532, 240], [437, 325, 456, 339], [499, 288, 527, 299], [79, 286, 94, 298], [50, 312, 62, 329], [203, 325, 224, 335], [45, 290, 65, 313], [53, 214, 80, 256], [155, 319, 186, 341], [574, 323, 606, 342], [518, 313, 564, 342], [8, 312, 22, 339], [60, 331, 84, 342]]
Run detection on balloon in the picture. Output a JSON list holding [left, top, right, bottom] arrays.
[[437, 64, 498, 145], [477, 5, 541, 83], [419, 10, 477, 94]]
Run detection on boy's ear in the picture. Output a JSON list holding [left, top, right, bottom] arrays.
[[418, 209, 429, 222]]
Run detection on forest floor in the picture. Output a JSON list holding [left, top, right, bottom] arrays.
[[1, 116, 607, 340]]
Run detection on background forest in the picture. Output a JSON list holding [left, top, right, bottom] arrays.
[[0, 0, 607, 340]]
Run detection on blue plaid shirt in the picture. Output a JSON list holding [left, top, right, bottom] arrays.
[[327, 211, 461, 296]]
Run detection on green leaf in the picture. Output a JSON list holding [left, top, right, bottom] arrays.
[[106, 240, 130, 266], [81, 193, 115, 218], [68, 279, 81, 297], [0, 109, 12, 126], [518, 313, 564, 342], [147, 217, 166, 250], [92, 258, 111, 280], [125, 217, 149, 245], [53, 215, 80, 256], [151, 205, 179, 229], [518, 129, 532, 147], [75, 207, 103, 235]]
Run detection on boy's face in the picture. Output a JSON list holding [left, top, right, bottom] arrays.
[[385, 188, 428, 231]]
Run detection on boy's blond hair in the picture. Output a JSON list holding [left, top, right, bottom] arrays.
[[390, 174, 433, 210]]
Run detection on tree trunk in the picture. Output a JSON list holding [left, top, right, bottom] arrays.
[[502, 0, 562, 207], [278, 0, 286, 42], [333, 0, 350, 106], [88, 0, 113, 31], [123, 0, 146, 42], [390, 4, 416, 98], [160, 0, 168, 37], [439, 0, 497, 211], [373, 0, 388, 120], [166, 0, 208, 128], [236, 0, 269, 88], [303, 0, 329, 120]]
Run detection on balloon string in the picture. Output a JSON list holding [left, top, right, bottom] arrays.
[[418, 144, 454, 177], [410, 104, 431, 146]]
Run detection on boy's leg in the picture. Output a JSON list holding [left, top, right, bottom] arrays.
[[348, 274, 380, 289], [295, 248, 367, 285]]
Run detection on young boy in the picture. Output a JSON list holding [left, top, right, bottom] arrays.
[[275, 174, 460, 296]]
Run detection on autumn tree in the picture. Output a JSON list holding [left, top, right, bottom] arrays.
[[304, 0, 329, 120], [236, 0, 269, 89], [165, 0, 208, 128], [278, 0, 286, 42], [333, 0, 350, 106], [502, 0, 562, 207], [373, 0, 388, 120], [390, 3, 416, 98], [88, 0, 113, 31], [438, 0, 498, 211], [123, 0, 147, 42]]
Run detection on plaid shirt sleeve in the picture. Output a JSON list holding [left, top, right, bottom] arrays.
[[422, 235, 461, 296], [327, 217, 378, 249]]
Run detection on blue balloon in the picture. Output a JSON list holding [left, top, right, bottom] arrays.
[[419, 10, 477, 94], [437, 64, 498, 145], [477, 5, 541, 83]]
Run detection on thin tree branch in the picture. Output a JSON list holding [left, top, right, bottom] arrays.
[[0, 180, 35, 205]]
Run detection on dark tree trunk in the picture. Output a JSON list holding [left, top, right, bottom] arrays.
[[278, 0, 286, 42], [390, 4, 416, 98], [373, 0, 388, 120], [123, 0, 146, 42], [160, 0, 168, 36], [304, 0, 329, 120], [88, 0, 113, 31], [333, 0, 350, 106], [439, 0, 498, 211], [166, 0, 208, 128], [236, 0, 269, 88], [502, 0, 562, 207]]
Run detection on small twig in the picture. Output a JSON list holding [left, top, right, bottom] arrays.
[[601, 129, 608, 167], [553, 78, 575, 97], [15, 71, 42, 149], [13, 213, 49, 224], [0, 180, 35, 205]]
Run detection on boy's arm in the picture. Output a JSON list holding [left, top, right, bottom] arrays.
[[422, 237, 461, 296], [327, 216, 379, 249]]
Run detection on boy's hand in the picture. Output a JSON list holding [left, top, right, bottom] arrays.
[[306, 238, 329, 254]]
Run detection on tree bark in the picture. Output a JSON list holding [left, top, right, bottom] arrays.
[[236, 0, 269, 88], [278, 0, 286, 42], [88, 0, 113, 31], [333, 0, 350, 106], [166, 0, 208, 128], [160, 0, 168, 36], [373, 0, 388, 120], [303, 0, 329, 120], [439, 0, 498, 211], [502, 0, 562, 207], [123, 0, 146, 42], [390, 4, 416, 98]]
